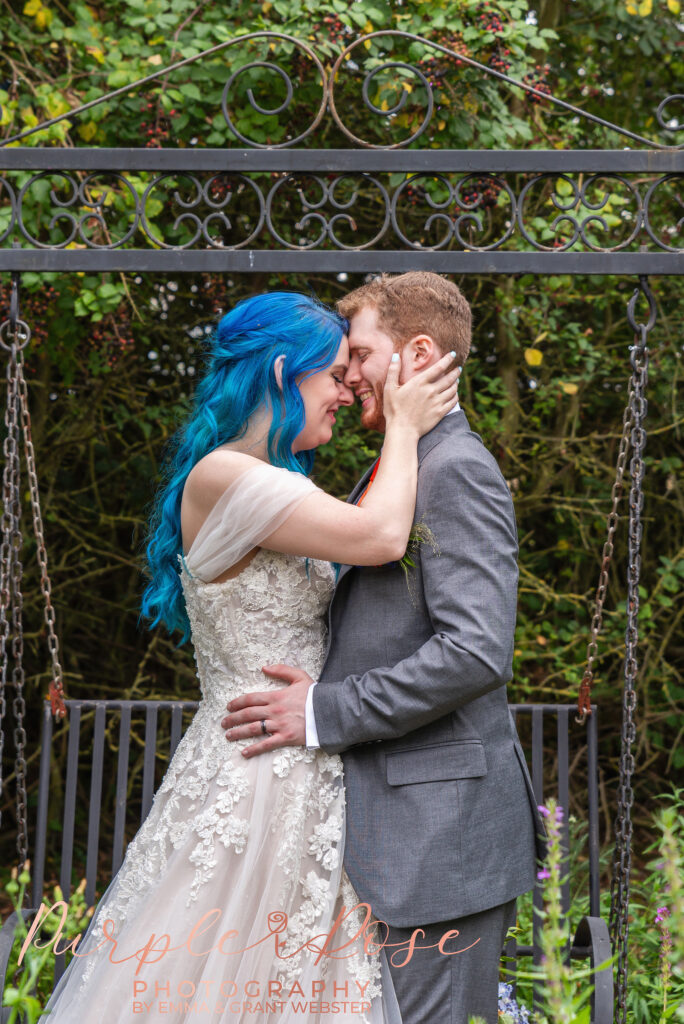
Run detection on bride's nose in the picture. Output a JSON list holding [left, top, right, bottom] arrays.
[[337, 381, 355, 407]]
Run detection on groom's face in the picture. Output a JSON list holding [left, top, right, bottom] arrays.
[[345, 305, 396, 433]]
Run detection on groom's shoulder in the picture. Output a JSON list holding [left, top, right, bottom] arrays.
[[422, 417, 495, 470], [419, 418, 509, 493]]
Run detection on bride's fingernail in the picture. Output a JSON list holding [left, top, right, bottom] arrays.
[[450, 350, 456, 358], [391, 353, 399, 363]]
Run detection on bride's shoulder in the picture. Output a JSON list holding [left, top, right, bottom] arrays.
[[182, 453, 262, 536], [181, 451, 267, 552], [185, 449, 259, 505]]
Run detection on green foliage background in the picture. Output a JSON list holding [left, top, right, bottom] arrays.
[[0, 2, 682, 1006]]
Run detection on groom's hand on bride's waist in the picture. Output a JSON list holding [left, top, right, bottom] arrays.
[[221, 665, 313, 757]]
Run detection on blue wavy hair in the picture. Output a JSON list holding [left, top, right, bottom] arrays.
[[141, 291, 348, 640]]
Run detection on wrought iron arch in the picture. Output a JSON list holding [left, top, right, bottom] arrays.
[[0, 31, 682, 1024]]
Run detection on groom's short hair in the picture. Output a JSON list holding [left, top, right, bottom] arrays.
[[337, 272, 471, 364]]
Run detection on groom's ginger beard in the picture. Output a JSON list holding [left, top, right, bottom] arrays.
[[359, 378, 387, 433]]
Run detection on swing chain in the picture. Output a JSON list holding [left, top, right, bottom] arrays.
[[576, 274, 655, 725], [609, 276, 652, 1024], [1, 272, 68, 867], [17, 349, 66, 719], [0, 309, 30, 866], [576, 380, 634, 724], [0, 364, 9, 834]]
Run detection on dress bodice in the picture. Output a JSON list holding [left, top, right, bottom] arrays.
[[180, 549, 335, 712], [45, 475, 392, 1023]]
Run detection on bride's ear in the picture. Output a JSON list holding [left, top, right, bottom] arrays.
[[273, 354, 285, 392]]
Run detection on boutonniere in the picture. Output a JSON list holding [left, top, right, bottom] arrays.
[[400, 519, 440, 604]]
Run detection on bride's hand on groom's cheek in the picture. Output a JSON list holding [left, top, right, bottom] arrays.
[[221, 664, 314, 757]]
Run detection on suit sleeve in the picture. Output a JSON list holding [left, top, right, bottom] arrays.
[[312, 448, 519, 754]]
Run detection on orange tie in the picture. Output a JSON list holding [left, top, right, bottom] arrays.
[[356, 457, 381, 507]]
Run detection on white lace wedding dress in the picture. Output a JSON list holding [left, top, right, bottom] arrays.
[[42, 463, 401, 1023]]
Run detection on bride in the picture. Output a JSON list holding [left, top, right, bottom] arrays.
[[40, 291, 459, 1023]]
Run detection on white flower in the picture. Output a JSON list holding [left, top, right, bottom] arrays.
[[317, 753, 344, 777], [272, 748, 302, 778], [308, 817, 342, 870], [189, 842, 217, 872], [301, 871, 330, 914], [182, 775, 207, 801]]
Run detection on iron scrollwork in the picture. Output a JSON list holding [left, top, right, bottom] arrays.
[[517, 174, 645, 253], [0, 31, 682, 152], [266, 173, 390, 251], [140, 174, 265, 250], [16, 172, 140, 249], [391, 174, 517, 251], [0, 169, 680, 256], [327, 31, 684, 151]]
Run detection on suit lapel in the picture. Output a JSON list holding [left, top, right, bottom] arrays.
[[334, 412, 471, 588], [346, 459, 378, 507], [335, 457, 379, 585]]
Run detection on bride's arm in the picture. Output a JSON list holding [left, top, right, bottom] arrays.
[[183, 352, 459, 568]]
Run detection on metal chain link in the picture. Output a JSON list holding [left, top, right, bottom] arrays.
[[17, 348, 66, 718], [576, 379, 635, 723], [0, 341, 19, 839], [608, 280, 652, 1024], [9, 383, 28, 866], [1, 275, 68, 869], [0, 329, 29, 864]]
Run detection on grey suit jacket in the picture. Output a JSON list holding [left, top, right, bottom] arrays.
[[313, 410, 548, 928]]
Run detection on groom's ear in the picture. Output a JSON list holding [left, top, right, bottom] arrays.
[[404, 335, 436, 372]]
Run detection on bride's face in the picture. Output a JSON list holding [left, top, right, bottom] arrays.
[[292, 337, 354, 452]]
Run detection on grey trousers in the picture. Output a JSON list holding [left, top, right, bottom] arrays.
[[383, 898, 517, 1024]]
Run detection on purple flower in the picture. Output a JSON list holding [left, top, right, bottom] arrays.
[[498, 982, 531, 1023], [655, 906, 670, 924], [537, 804, 550, 817], [537, 867, 551, 880]]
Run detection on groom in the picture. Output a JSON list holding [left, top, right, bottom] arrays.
[[222, 272, 547, 1024]]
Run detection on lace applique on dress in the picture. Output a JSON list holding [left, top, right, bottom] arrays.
[[53, 548, 387, 1023]]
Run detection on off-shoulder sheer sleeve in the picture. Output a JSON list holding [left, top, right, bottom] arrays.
[[183, 462, 320, 582]]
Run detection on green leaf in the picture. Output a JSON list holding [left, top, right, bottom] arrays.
[[348, 9, 368, 27], [98, 282, 121, 299], [106, 68, 135, 89], [179, 82, 202, 101], [555, 178, 574, 197]]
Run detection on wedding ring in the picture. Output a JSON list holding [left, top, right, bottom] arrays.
[[260, 720, 270, 736]]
